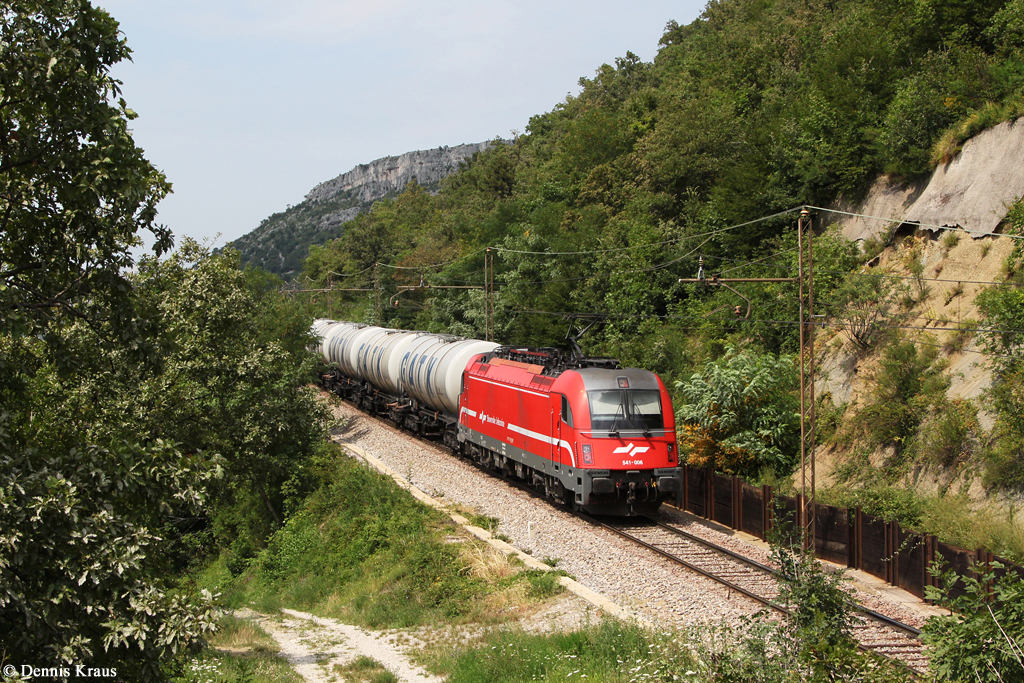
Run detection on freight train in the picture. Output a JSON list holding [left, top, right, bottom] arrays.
[[313, 320, 682, 515]]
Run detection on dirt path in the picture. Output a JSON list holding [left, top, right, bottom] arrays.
[[239, 608, 443, 683]]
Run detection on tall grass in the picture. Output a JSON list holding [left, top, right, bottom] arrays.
[[198, 445, 562, 628], [170, 616, 300, 683], [334, 656, 400, 683], [931, 97, 1024, 166], [423, 621, 697, 683]]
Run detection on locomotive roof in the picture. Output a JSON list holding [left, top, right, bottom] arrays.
[[575, 367, 661, 392], [479, 346, 621, 376]]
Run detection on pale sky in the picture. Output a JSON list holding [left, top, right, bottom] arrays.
[[99, 1, 706, 249]]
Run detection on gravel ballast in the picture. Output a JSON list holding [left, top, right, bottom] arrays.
[[330, 400, 764, 630], [329, 396, 940, 635]]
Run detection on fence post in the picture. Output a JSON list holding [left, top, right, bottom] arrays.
[[706, 468, 715, 521], [732, 476, 742, 531], [682, 464, 689, 512], [762, 484, 773, 539], [923, 534, 933, 602], [888, 520, 901, 587], [847, 507, 857, 569], [884, 520, 893, 584]]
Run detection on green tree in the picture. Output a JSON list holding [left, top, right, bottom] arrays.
[[849, 339, 946, 453], [0, 2, 217, 675], [131, 242, 330, 552], [827, 272, 906, 350], [675, 347, 800, 478], [0, 0, 171, 346]]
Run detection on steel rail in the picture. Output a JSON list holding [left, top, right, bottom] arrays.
[[575, 514, 927, 675], [645, 514, 922, 638], [578, 512, 786, 614], [325, 389, 929, 671]]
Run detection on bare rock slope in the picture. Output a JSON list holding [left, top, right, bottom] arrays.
[[831, 118, 1024, 243]]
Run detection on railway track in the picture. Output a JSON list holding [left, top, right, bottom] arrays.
[[583, 514, 930, 675], [329, 393, 931, 675]]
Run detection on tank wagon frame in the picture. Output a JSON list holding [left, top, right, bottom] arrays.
[[314, 320, 682, 515]]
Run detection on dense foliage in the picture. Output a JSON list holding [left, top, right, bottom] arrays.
[[923, 560, 1024, 682], [0, 1, 206, 674], [305, 0, 1024, 342], [976, 200, 1024, 486], [301, 0, 1024, 476], [675, 347, 800, 478], [1, 2, 326, 676]]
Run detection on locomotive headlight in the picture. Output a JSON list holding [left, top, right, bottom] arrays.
[[667, 442, 677, 463], [582, 443, 593, 465]]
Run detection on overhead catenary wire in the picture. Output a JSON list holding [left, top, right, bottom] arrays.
[[489, 206, 805, 256], [307, 204, 1024, 349], [377, 299, 1019, 360], [509, 307, 1024, 359], [695, 251, 1024, 289], [374, 248, 488, 270], [313, 205, 1024, 290]]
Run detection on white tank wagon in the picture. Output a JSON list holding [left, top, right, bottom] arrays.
[[400, 334, 499, 415], [312, 319, 498, 443], [316, 320, 365, 363], [355, 328, 425, 395]]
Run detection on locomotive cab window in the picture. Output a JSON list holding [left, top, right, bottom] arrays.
[[560, 395, 574, 427], [588, 390, 663, 431]]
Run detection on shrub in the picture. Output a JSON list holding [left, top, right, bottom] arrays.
[[923, 561, 1024, 683], [942, 231, 962, 252], [828, 273, 905, 350], [920, 399, 979, 468], [943, 281, 966, 305], [943, 318, 977, 354], [844, 339, 946, 457], [931, 99, 1024, 166], [675, 346, 800, 478]]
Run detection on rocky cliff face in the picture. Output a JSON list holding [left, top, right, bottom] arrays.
[[813, 120, 1024, 503], [230, 142, 495, 276], [305, 143, 492, 206], [826, 119, 1024, 243]]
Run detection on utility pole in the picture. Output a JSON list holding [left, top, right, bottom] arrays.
[[374, 262, 381, 324], [797, 207, 817, 551], [485, 248, 494, 342], [327, 272, 332, 319], [678, 206, 817, 550]]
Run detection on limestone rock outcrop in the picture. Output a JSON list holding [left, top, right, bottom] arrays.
[[828, 119, 1024, 243], [305, 143, 492, 206], [230, 141, 496, 276]]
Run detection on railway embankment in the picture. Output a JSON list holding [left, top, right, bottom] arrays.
[[186, 392, 933, 681]]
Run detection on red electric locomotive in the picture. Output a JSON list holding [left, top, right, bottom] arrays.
[[457, 347, 682, 516]]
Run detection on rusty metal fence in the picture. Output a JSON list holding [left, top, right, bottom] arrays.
[[679, 464, 1022, 600]]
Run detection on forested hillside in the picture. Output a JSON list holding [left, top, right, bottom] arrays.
[[5, 0, 1024, 679], [303, 0, 1024, 500]]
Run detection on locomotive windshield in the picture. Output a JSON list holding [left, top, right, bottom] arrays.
[[588, 390, 663, 431]]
